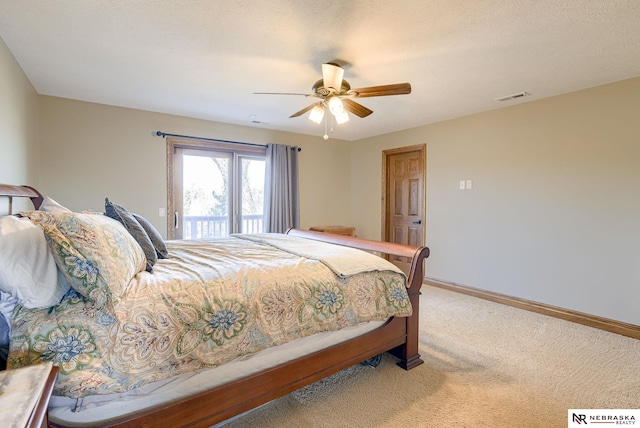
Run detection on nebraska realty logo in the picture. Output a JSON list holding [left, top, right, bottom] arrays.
[[569, 409, 639, 426]]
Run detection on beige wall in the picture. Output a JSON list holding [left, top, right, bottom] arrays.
[[3, 30, 638, 326], [351, 77, 640, 325], [0, 37, 40, 214], [37, 97, 352, 236]]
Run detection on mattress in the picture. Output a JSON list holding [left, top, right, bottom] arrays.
[[48, 319, 385, 427]]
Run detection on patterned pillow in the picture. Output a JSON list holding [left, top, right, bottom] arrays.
[[104, 198, 156, 272], [20, 210, 147, 313]]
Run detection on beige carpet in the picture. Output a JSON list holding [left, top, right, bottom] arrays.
[[219, 285, 640, 427]]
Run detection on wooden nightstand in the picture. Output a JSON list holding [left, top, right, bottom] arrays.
[[0, 362, 58, 428], [309, 225, 356, 236]]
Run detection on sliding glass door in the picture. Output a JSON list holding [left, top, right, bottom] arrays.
[[169, 140, 266, 240], [179, 149, 231, 239], [238, 156, 266, 234]]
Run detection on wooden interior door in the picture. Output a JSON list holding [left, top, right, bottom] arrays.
[[383, 145, 426, 274]]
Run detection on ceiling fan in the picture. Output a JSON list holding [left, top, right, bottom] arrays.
[[255, 63, 411, 137]]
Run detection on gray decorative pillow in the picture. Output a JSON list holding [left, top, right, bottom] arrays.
[[133, 213, 169, 259], [105, 198, 156, 272]]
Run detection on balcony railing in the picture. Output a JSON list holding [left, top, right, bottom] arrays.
[[183, 214, 263, 239]]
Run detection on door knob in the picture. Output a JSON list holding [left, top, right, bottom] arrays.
[[413, 220, 422, 225]]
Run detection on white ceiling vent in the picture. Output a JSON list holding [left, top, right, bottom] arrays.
[[495, 91, 530, 102]]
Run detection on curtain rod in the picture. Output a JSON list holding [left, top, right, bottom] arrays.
[[155, 131, 301, 151]]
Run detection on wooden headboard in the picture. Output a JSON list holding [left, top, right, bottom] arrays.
[[0, 184, 44, 214]]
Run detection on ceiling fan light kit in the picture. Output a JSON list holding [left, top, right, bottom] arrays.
[[255, 62, 411, 139], [327, 95, 344, 115], [335, 110, 349, 125], [309, 105, 325, 124]]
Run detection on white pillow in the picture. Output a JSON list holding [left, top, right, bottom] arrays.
[[0, 216, 70, 308], [0, 291, 17, 346], [40, 196, 71, 213]]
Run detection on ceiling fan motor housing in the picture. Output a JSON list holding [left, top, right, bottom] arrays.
[[313, 79, 351, 97]]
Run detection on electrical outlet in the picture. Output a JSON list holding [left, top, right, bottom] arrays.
[[466, 180, 473, 189], [159, 208, 166, 217]]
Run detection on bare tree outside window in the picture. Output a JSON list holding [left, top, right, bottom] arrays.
[[181, 153, 264, 238]]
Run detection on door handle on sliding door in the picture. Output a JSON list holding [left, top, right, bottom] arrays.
[[174, 212, 179, 229]]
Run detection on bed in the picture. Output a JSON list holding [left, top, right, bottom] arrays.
[[0, 183, 430, 428]]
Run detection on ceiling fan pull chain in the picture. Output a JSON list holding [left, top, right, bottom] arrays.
[[323, 110, 329, 140]]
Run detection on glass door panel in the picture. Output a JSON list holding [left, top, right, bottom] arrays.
[[239, 157, 265, 234], [182, 151, 231, 239]]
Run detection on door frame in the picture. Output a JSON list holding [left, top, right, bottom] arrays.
[[381, 144, 427, 246]]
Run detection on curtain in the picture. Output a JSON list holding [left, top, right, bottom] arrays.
[[263, 144, 300, 233]]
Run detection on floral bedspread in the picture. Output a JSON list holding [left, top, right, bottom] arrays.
[[8, 235, 410, 398]]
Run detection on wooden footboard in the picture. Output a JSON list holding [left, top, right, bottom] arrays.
[[55, 229, 429, 428], [286, 228, 430, 370]]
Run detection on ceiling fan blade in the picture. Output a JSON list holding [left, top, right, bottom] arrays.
[[254, 92, 314, 96], [350, 83, 411, 98], [289, 102, 321, 118], [322, 63, 344, 92], [342, 98, 373, 118]]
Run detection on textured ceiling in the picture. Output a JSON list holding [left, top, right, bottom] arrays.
[[1, 0, 640, 141]]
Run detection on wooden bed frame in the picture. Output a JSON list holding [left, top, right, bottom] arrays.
[[1, 184, 430, 428]]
